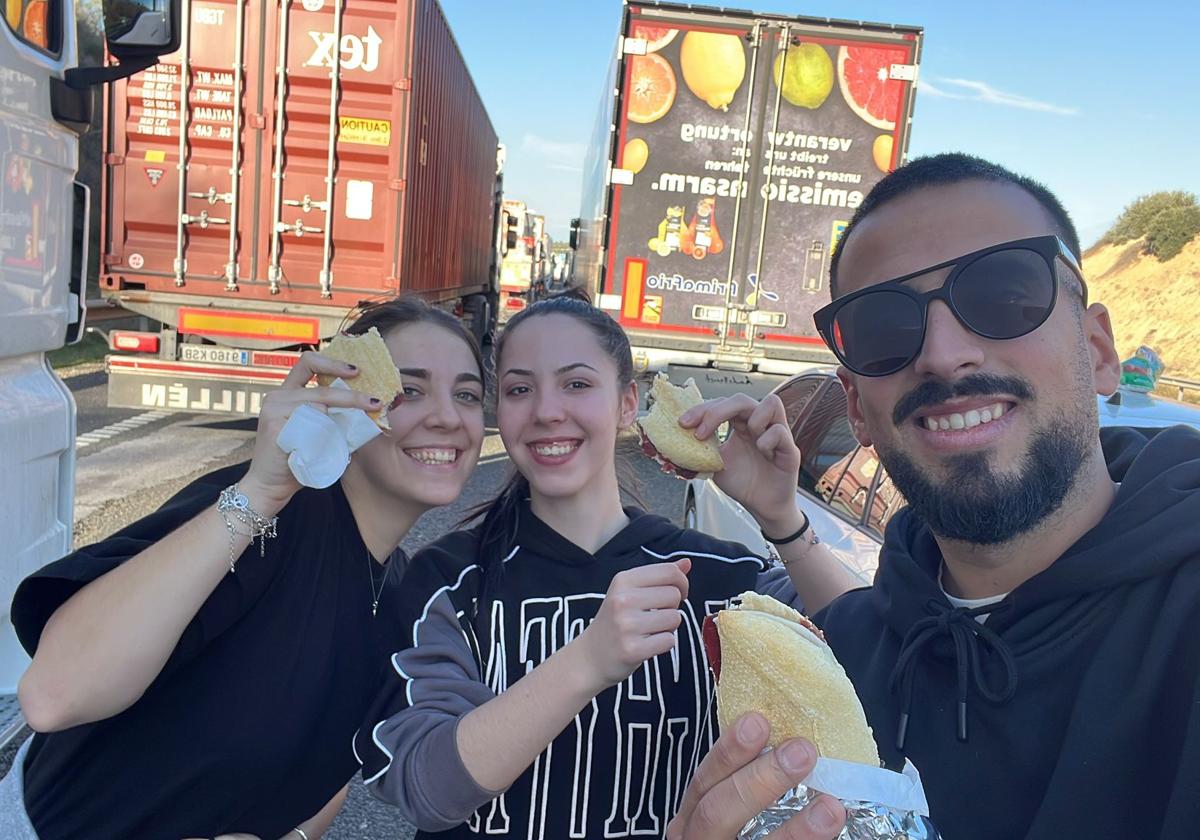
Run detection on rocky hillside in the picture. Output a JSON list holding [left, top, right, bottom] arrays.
[[1084, 235, 1200, 382]]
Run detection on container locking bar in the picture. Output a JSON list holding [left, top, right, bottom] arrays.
[[173, 0, 194, 286]]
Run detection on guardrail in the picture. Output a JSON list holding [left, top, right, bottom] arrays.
[[1159, 376, 1200, 401]]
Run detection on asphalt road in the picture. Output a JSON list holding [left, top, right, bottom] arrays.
[[0, 366, 688, 839]]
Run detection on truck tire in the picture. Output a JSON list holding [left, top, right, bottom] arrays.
[[463, 294, 493, 346]]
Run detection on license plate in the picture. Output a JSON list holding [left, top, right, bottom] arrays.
[[180, 345, 249, 365]]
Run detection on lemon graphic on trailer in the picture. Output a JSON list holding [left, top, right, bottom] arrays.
[[773, 43, 834, 109], [680, 31, 746, 111], [624, 138, 649, 174], [872, 135, 894, 172]]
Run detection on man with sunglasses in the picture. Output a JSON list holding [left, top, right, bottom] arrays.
[[668, 153, 1200, 840]]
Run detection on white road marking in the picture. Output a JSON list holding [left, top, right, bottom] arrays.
[[77, 410, 171, 449], [74, 421, 254, 523]]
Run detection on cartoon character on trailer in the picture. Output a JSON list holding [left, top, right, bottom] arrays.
[[648, 205, 686, 256], [682, 197, 724, 260]]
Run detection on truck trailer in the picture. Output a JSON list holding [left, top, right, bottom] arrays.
[[101, 0, 501, 416], [572, 2, 922, 401]]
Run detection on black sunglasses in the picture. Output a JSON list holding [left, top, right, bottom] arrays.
[[813, 235, 1088, 377]]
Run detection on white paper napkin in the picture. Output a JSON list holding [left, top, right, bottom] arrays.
[[803, 757, 930, 816], [274, 379, 383, 488]]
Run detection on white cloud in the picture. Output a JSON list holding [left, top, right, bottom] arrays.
[[921, 77, 1079, 116], [521, 133, 587, 165]]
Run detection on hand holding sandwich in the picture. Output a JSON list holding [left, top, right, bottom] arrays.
[[678, 392, 862, 614], [677, 392, 801, 537], [245, 328, 403, 508], [667, 713, 846, 840]]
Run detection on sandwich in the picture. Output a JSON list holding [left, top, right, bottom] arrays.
[[316, 326, 404, 430], [637, 372, 724, 479], [702, 591, 880, 767]]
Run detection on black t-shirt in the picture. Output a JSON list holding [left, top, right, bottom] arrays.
[[12, 462, 407, 840]]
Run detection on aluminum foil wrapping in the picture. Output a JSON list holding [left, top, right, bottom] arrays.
[[738, 757, 939, 840], [737, 782, 939, 839]]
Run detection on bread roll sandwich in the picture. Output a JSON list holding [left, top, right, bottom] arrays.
[[637, 372, 724, 479], [316, 326, 404, 430], [703, 591, 880, 766]]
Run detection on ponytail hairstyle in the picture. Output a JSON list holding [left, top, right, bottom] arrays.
[[340, 295, 484, 379], [464, 287, 643, 623]]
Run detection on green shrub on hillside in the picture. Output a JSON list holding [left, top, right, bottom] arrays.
[[1143, 205, 1200, 261], [1102, 191, 1200, 262]]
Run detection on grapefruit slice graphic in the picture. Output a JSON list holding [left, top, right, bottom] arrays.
[[627, 53, 677, 124], [838, 44, 909, 130], [632, 23, 679, 54]]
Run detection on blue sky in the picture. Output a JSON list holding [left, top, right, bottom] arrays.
[[442, 0, 1200, 246]]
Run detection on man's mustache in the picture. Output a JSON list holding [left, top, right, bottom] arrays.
[[892, 373, 1034, 427]]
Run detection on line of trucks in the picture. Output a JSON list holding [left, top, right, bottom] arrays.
[[2, 0, 921, 736]]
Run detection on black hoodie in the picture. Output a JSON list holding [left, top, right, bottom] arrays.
[[816, 425, 1200, 840], [357, 502, 797, 839]]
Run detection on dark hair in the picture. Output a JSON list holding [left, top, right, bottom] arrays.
[[342, 296, 484, 378], [466, 287, 641, 621], [828, 153, 1082, 299]]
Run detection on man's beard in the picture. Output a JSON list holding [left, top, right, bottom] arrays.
[[880, 417, 1090, 544], [881, 363, 1097, 546]]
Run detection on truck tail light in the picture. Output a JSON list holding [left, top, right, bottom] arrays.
[[505, 296, 526, 311], [110, 331, 160, 354]]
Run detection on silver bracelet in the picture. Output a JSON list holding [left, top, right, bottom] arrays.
[[291, 829, 310, 840], [216, 484, 278, 573]]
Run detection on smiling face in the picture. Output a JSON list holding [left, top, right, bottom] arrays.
[[496, 313, 639, 504], [836, 179, 1120, 543], [349, 321, 485, 509]]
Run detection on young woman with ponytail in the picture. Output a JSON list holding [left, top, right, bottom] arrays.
[[356, 291, 860, 839]]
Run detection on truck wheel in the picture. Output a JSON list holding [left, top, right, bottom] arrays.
[[463, 294, 493, 346]]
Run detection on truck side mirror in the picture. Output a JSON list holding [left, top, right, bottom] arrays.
[[65, 0, 182, 90], [103, 0, 181, 59], [569, 218, 580, 251]]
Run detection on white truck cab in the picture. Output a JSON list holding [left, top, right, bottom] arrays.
[[0, 0, 179, 745]]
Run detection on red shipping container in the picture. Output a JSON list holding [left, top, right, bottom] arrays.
[[101, 0, 500, 334]]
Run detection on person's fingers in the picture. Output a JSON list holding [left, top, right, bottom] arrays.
[[678, 404, 704, 428], [763, 795, 847, 840], [281, 350, 358, 389], [747, 394, 788, 438], [616, 561, 692, 594], [275, 385, 380, 412], [683, 394, 760, 440], [639, 628, 683, 659], [755, 424, 798, 467], [640, 606, 685, 635], [615, 586, 688, 613], [670, 714, 772, 837], [686, 739, 819, 839]]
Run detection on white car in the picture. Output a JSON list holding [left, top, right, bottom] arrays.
[[685, 371, 1200, 585]]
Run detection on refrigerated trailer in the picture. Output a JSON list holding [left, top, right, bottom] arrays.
[[572, 2, 922, 402], [101, 0, 502, 416]]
